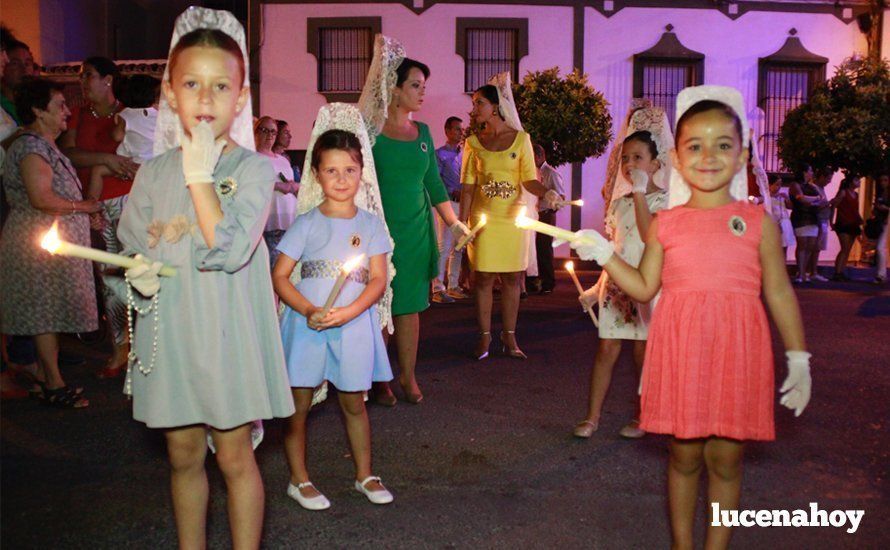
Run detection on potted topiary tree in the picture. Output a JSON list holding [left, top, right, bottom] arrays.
[[512, 67, 613, 167], [778, 56, 890, 179]]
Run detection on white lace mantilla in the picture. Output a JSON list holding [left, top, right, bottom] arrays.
[[288, 103, 396, 333], [357, 34, 406, 146]]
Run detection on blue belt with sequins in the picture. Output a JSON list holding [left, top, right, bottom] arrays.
[[301, 260, 369, 284]]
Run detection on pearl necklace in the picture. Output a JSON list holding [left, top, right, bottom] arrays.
[[123, 281, 161, 397], [89, 100, 119, 119]]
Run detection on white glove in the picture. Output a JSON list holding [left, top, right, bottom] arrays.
[[780, 351, 812, 417], [449, 220, 472, 242], [570, 229, 615, 266], [181, 121, 225, 186], [542, 189, 562, 210], [126, 254, 163, 297], [630, 168, 649, 194]]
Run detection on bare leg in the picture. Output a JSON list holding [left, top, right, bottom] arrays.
[[210, 423, 264, 550], [631, 339, 646, 419], [474, 272, 495, 357], [703, 438, 744, 550], [165, 426, 209, 550], [283, 388, 322, 498], [339, 391, 384, 489], [581, 338, 622, 424], [393, 313, 421, 398], [668, 438, 705, 550], [795, 237, 813, 280], [834, 233, 854, 276], [498, 271, 523, 352]]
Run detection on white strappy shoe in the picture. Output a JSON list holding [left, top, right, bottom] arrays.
[[354, 476, 393, 504], [286, 481, 331, 510]]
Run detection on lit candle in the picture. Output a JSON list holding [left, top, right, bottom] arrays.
[[515, 207, 578, 242], [320, 254, 365, 317], [41, 221, 176, 277], [565, 261, 598, 325], [558, 198, 584, 207], [456, 214, 486, 251]]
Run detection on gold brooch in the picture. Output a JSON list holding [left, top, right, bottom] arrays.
[[350, 233, 361, 247]]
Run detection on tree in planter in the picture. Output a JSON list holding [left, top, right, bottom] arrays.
[[778, 56, 890, 178], [512, 68, 613, 167]]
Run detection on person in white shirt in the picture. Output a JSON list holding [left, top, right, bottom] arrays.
[[255, 116, 298, 267], [532, 144, 565, 293]]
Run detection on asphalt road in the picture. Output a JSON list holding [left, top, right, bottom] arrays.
[[2, 271, 888, 549]]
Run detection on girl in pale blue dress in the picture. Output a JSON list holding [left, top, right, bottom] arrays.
[[273, 117, 395, 510]]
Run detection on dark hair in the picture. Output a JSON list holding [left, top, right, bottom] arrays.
[[310, 129, 363, 171], [838, 175, 858, 191], [675, 100, 743, 144], [276, 119, 288, 131], [444, 116, 462, 130], [15, 78, 65, 125], [474, 84, 499, 106], [533, 143, 545, 158], [395, 58, 430, 87], [1, 25, 19, 51], [119, 74, 160, 108], [169, 29, 245, 82], [83, 56, 120, 79], [623, 130, 659, 159]]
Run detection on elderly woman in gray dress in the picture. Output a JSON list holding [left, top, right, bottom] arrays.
[[0, 78, 101, 408]]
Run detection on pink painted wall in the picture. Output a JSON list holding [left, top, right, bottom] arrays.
[[260, 3, 871, 262], [581, 6, 866, 261]]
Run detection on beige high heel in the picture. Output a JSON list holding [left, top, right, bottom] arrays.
[[500, 330, 527, 360], [476, 331, 491, 361]]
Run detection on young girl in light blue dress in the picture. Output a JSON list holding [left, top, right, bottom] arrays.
[[272, 104, 396, 510]]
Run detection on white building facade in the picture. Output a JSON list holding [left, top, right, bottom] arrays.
[[255, 0, 888, 261]]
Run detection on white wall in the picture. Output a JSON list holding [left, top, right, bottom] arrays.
[[259, 2, 871, 262]]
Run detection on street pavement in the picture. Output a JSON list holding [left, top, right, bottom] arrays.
[[2, 271, 888, 549]]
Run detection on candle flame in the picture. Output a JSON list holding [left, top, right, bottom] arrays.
[[565, 261, 575, 272], [341, 254, 365, 274], [572, 199, 584, 207], [41, 221, 62, 254], [515, 206, 531, 228], [477, 214, 487, 227]]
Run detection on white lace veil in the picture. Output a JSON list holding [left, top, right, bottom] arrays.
[[488, 72, 523, 132], [604, 107, 674, 236], [291, 103, 395, 333], [749, 130, 772, 212], [668, 85, 750, 208], [357, 34, 406, 146], [602, 98, 651, 218], [154, 7, 255, 156]]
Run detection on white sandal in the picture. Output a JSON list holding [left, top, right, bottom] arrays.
[[286, 481, 331, 510], [354, 475, 393, 504]]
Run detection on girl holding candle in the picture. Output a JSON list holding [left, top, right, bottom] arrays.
[[573, 107, 672, 439], [460, 74, 558, 360], [116, 9, 295, 548], [569, 86, 811, 549], [0, 78, 100, 408], [272, 105, 395, 509]]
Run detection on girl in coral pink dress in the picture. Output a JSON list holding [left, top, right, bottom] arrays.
[[570, 86, 812, 549]]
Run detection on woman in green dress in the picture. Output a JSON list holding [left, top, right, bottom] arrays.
[[360, 36, 469, 405]]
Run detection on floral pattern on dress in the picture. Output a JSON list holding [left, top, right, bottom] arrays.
[[602, 279, 638, 327]]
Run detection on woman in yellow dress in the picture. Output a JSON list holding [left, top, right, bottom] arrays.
[[460, 74, 558, 360]]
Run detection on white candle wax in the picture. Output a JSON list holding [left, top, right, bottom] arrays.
[[456, 215, 487, 251], [41, 222, 176, 277], [565, 261, 598, 325]]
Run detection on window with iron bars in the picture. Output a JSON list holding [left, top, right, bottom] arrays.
[[759, 64, 824, 174], [316, 27, 374, 94], [464, 28, 519, 93], [634, 61, 700, 129], [307, 17, 380, 101]]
